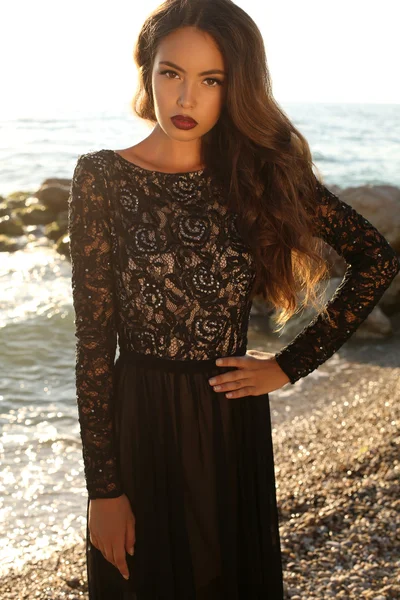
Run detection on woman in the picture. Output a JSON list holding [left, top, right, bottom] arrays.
[[67, 0, 400, 598]]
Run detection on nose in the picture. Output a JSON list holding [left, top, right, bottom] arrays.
[[178, 81, 196, 108]]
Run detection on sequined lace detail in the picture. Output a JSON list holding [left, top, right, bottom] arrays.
[[67, 149, 255, 498], [68, 149, 399, 498], [274, 178, 400, 384]]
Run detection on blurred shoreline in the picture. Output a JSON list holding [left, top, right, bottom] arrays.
[[2, 102, 400, 198]]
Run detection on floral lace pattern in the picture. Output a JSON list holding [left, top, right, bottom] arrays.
[[274, 178, 400, 383], [68, 149, 399, 498], [68, 149, 255, 498]]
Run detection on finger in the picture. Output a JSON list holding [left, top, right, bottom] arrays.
[[215, 356, 245, 368], [217, 378, 249, 392], [225, 386, 256, 399], [113, 546, 130, 580], [209, 374, 252, 391], [125, 520, 136, 556], [103, 544, 113, 565], [89, 534, 99, 550], [209, 370, 249, 388], [97, 540, 106, 557]]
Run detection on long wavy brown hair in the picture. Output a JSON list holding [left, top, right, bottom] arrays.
[[131, 0, 331, 332]]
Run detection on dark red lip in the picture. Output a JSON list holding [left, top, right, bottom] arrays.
[[172, 115, 197, 124], [171, 116, 198, 130]]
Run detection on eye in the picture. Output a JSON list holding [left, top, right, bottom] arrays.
[[204, 78, 224, 87], [159, 70, 223, 87], [159, 69, 179, 79]]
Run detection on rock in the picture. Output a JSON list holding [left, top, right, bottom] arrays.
[[250, 295, 275, 317], [44, 221, 65, 242], [0, 202, 11, 217], [0, 234, 21, 252], [55, 233, 70, 258], [15, 204, 57, 226], [65, 576, 80, 589], [56, 209, 69, 230], [0, 214, 25, 236], [378, 271, 400, 315], [35, 182, 70, 212], [340, 184, 400, 252], [354, 305, 393, 338], [41, 177, 71, 187], [5, 191, 34, 208]]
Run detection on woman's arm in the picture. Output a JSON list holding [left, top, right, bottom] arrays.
[[274, 177, 400, 385], [68, 153, 123, 499]]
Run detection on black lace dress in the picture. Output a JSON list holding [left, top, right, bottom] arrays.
[[67, 149, 400, 600]]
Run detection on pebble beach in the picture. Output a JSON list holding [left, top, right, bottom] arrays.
[[275, 346, 400, 599], [1, 328, 399, 600]]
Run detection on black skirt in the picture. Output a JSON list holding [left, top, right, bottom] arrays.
[[86, 348, 284, 599]]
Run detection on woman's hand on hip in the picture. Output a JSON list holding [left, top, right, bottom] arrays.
[[208, 350, 290, 398]]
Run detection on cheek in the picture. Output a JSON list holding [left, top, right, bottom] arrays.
[[203, 92, 224, 120], [152, 79, 170, 105], [151, 81, 161, 103]]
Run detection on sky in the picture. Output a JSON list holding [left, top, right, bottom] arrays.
[[0, 0, 399, 119]]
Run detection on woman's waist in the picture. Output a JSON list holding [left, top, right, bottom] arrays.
[[116, 344, 247, 373]]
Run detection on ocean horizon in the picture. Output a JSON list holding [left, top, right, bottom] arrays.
[[1, 101, 400, 199]]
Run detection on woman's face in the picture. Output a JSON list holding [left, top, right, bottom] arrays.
[[151, 26, 227, 140]]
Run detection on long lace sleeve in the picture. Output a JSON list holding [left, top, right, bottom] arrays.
[[274, 178, 400, 385], [68, 154, 123, 499]]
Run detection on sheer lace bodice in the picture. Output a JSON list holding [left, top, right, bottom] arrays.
[[68, 149, 399, 498]]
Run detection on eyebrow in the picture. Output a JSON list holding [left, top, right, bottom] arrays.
[[159, 60, 227, 76]]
